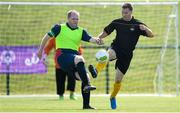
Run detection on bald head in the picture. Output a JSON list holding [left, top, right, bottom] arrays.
[[67, 10, 80, 28], [67, 10, 80, 19]]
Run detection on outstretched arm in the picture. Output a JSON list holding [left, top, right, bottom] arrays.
[[98, 31, 109, 39], [89, 31, 109, 44], [82, 30, 103, 45], [37, 34, 51, 59], [89, 37, 103, 45], [91, 30, 109, 44], [44, 38, 55, 56]]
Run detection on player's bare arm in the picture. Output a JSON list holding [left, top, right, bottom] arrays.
[[139, 24, 154, 38], [93, 31, 109, 44], [37, 34, 51, 59], [98, 31, 108, 39], [89, 37, 104, 45]]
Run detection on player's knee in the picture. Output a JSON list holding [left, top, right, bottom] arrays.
[[108, 49, 116, 61], [115, 79, 122, 83], [74, 72, 81, 81], [74, 56, 85, 65], [115, 76, 123, 82], [115, 69, 124, 82]]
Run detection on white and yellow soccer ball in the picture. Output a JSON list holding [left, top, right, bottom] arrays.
[[95, 49, 109, 63]]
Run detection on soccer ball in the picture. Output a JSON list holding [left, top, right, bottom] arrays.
[[95, 49, 109, 63]]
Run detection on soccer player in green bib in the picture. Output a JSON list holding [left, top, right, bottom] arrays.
[[38, 10, 102, 109]]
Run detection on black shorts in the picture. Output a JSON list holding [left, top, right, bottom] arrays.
[[115, 58, 131, 74], [112, 47, 133, 74]]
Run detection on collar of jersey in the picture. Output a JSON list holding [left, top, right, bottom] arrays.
[[66, 23, 78, 30]]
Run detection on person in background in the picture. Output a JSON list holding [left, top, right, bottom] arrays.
[[43, 38, 83, 100]]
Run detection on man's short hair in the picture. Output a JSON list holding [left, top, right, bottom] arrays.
[[67, 10, 80, 18], [122, 3, 133, 11]]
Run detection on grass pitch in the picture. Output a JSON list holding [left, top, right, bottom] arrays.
[[0, 95, 180, 112]]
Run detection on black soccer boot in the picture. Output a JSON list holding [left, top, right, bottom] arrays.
[[83, 105, 96, 110], [83, 85, 96, 92]]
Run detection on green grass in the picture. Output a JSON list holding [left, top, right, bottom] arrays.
[[0, 0, 179, 2], [0, 1, 179, 113], [0, 1, 179, 95], [0, 96, 180, 112]]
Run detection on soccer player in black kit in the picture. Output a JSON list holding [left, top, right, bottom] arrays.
[[88, 3, 154, 109]]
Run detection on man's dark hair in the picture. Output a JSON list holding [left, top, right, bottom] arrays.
[[122, 3, 133, 11]]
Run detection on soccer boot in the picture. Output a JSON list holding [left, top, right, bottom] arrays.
[[88, 65, 98, 78], [59, 95, 64, 100], [83, 105, 96, 109], [69, 93, 77, 100], [83, 85, 96, 92], [110, 97, 117, 109]]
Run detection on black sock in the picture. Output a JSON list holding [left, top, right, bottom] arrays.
[[67, 71, 76, 91], [76, 62, 89, 85], [81, 83, 90, 107]]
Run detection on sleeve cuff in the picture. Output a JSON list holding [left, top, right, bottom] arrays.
[[47, 31, 55, 37]]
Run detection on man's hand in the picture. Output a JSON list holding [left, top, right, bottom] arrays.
[[96, 38, 104, 45], [42, 54, 49, 66], [139, 24, 154, 37], [139, 24, 147, 31], [89, 37, 104, 45]]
